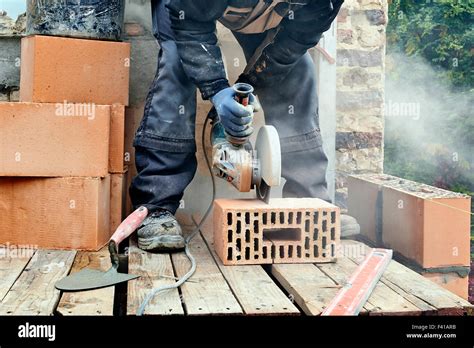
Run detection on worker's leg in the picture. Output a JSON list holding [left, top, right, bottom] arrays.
[[130, 0, 198, 251], [233, 33, 331, 202], [130, 0, 198, 216]]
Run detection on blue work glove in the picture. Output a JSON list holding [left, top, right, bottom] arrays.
[[210, 87, 260, 138]]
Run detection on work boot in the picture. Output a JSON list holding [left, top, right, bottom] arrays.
[[137, 209, 185, 252], [340, 214, 361, 238]]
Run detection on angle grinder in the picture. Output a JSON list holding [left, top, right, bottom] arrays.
[[210, 83, 281, 202]]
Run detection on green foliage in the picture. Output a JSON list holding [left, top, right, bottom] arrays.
[[387, 0, 474, 89], [385, 1, 474, 228]]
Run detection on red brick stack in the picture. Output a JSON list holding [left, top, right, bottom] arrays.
[[0, 35, 130, 250], [347, 174, 471, 299]]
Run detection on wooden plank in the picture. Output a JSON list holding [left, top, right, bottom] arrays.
[[127, 237, 184, 316], [0, 247, 36, 301], [271, 263, 340, 316], [56, 247, 114, 316], [0, 250, 76, 315], [318, 256, 423, 315], [382, 262, 472, 315], [171, 231, 243, 315], [194, 214, 299, 316], [376, 275, 437, 313], [345, 240, 474, 315]]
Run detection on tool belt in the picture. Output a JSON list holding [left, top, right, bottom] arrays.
[[219, 0, 290, 34]]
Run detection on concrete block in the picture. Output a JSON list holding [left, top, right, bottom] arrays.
[[0, 176, 111, 250], [214, 198, 340, 265], [0, 92, 9, 101], [20, 35, 130, 105], [9, 89, 20, 102], [0, 38, 21, 88], [0, 102, 110, 177]]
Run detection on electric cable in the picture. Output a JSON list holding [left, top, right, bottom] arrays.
[[137, 113, 216, 316]]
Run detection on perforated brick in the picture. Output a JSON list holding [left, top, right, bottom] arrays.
[[213, 198, 340, 265]]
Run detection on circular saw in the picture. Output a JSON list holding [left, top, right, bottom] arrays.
[[212, 124, 281, 203], [210, 83, 281, 202]]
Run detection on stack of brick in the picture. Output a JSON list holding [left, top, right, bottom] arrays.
[[0, 35, 130, 250], [347, 174, 471, 299]]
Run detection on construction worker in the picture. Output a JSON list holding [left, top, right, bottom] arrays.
[[130, 0, 359, 252]]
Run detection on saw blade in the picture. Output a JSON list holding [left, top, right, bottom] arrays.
[[256, 180, 271, 203], [255, 125, 281, 202]]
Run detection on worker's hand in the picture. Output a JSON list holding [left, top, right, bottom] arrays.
[[210, 87, 257, 138]]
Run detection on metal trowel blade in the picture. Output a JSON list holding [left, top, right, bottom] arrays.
[[55, 268, 139, 292]]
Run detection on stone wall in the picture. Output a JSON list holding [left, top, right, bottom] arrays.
[[335, 0, 388, 208], [0, 11, 25, 102]]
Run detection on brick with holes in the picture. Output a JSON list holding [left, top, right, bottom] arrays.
[[213, 198, 341, 265]]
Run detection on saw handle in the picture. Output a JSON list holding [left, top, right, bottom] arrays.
[[110, 206, 148, 246], [226, 83, 255, 146], [233, 83, 254, 107]]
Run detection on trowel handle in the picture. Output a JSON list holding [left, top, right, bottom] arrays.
[[110, 206, 148, 246]]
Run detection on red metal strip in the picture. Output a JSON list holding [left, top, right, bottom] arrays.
[[322, 248, 393, 316]]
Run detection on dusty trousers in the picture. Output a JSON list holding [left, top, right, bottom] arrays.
[[130, 0, 330, 214]]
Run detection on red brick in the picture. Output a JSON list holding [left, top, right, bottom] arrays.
[[383, 184, 470, 268], [347, 174, 398, 242], [110, 172, 128, 234], [109, 104, 126, 173], [337, 7, 349, 23], [0, 102, 110, 177], [338, 29, 354, 44], [20, 35, 130, 105], [348, 174, 471, 268], [423, 272, 468, 300], [213, 198, 340, 265], [0, 176, 111, 251]]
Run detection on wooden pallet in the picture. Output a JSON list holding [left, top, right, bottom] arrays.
[[0, 214, 472, 316]]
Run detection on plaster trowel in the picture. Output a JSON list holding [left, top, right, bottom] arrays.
[[55, 206, 148, 292]]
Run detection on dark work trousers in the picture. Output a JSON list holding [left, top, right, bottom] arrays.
[[130, 0, 330, 215]]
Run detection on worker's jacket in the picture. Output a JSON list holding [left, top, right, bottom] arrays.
[[166, 0, 344, 100]]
